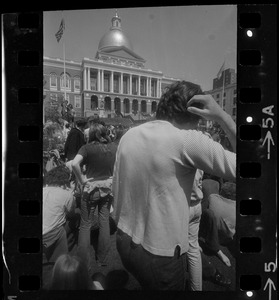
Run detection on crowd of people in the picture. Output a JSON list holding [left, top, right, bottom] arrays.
[[43, 80, 236, 291]]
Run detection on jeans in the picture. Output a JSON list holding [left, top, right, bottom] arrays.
[[186, 201, 202, 291], [77, 192, 112, 271], [116, 229, 187, 290]]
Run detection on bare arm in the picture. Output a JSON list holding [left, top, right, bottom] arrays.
[[72, 154, 86, 185], [187, 94, 236, 152]]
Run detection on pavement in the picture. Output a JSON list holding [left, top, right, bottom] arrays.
[[43, 227, 235, 291]]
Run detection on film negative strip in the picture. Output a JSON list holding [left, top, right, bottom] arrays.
[[2, 4, 277, 300]]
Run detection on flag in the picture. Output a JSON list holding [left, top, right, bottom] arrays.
[[217, 61, 225, 79], [55, 19, 65, 43]]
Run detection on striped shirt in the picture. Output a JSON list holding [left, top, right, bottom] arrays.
[[112, 120, 235, 257]]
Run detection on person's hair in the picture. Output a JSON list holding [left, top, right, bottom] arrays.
[[156, 80, 204, 124], [87, 114, 100, 125], [88, 123, 110, 144], [220, 182, 236, 200], [44, 165, 71, 187], [75, 118, 87, 129], [50, 254, 92, 290]]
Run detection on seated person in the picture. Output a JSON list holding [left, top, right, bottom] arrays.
[[43, 166, 77, 262], [199, 179, 236, 267]]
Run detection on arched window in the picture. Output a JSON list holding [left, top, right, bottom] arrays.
[[104, 97, 111, 111], [132, 99, 138, 114], [60, 73, 71, 91], [124, 98, 130, 114], [141, 100, 147, 113], [91, 95, 98, 110], [50, 73, 57, 89], [114, 98, 121, 114]]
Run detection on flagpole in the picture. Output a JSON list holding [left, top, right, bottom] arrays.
[[63, 39, 66, 102], [62, 12, 66, 103]]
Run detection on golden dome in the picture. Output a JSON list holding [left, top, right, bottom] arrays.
[[98, 11, 133, 52]]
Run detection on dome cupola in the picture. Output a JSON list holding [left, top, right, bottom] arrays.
[[98, 10, 133, 52]]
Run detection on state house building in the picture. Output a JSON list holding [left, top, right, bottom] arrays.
[[44, 11, 236, 124], [43, 11, 179, 122]]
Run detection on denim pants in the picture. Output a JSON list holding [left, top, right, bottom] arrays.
[[116, 229, 187, 290], [77, 192, 112, 271], [186, 201, 202, 291]]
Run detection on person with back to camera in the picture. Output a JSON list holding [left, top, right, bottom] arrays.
[[72, 123, 118, 271], [43, 166, 76, 263], [49, 254, 105, 290], [112, 80, 236, 290]]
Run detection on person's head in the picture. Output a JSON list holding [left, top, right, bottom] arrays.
[[44, 165, 71, 188], [87, 114, 100, 125], [220, 182, 236, 200], [75, 118, 87, 131], [156, 80, 204, 128], [88, 123, 109, 144], [50, 254, 91, 290]]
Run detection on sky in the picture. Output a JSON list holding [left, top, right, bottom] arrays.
[[43, 5, 237, 91]]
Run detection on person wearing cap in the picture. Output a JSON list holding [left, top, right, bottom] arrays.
[[64, 118, 87, 161]]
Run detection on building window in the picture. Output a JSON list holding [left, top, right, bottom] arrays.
[[223, 92, 226, 97], [90, 78, 97, 91], [216, 93, 220, 99], [233, 107, 236, 116], [50, 73, 57, 89], [74, 95, 81, 108], [74, 76, 80, 91], [104, 73, 110, 92], [233, 97, 237, 106], [60, 73, 71, 91], [223, 99, 226, 106]]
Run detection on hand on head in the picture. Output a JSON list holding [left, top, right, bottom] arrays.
[[187, 94, 224, 122]]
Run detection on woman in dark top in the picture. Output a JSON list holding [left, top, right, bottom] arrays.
[[72, 123, 117, 270]]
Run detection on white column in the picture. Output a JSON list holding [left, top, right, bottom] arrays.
[[129, 75, 132, 95], [156, 79, 159, 98], [97, 69, 100, 91], [120, 73, 123, 94], [110, 71, 114, 93], [147, 77, 150, 97], [158, 79, 161, 98], [138, 75, 141, 96], [87, 68, 90, 91], [101, 70, 104, 92], [83, 68, 86, 90]]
